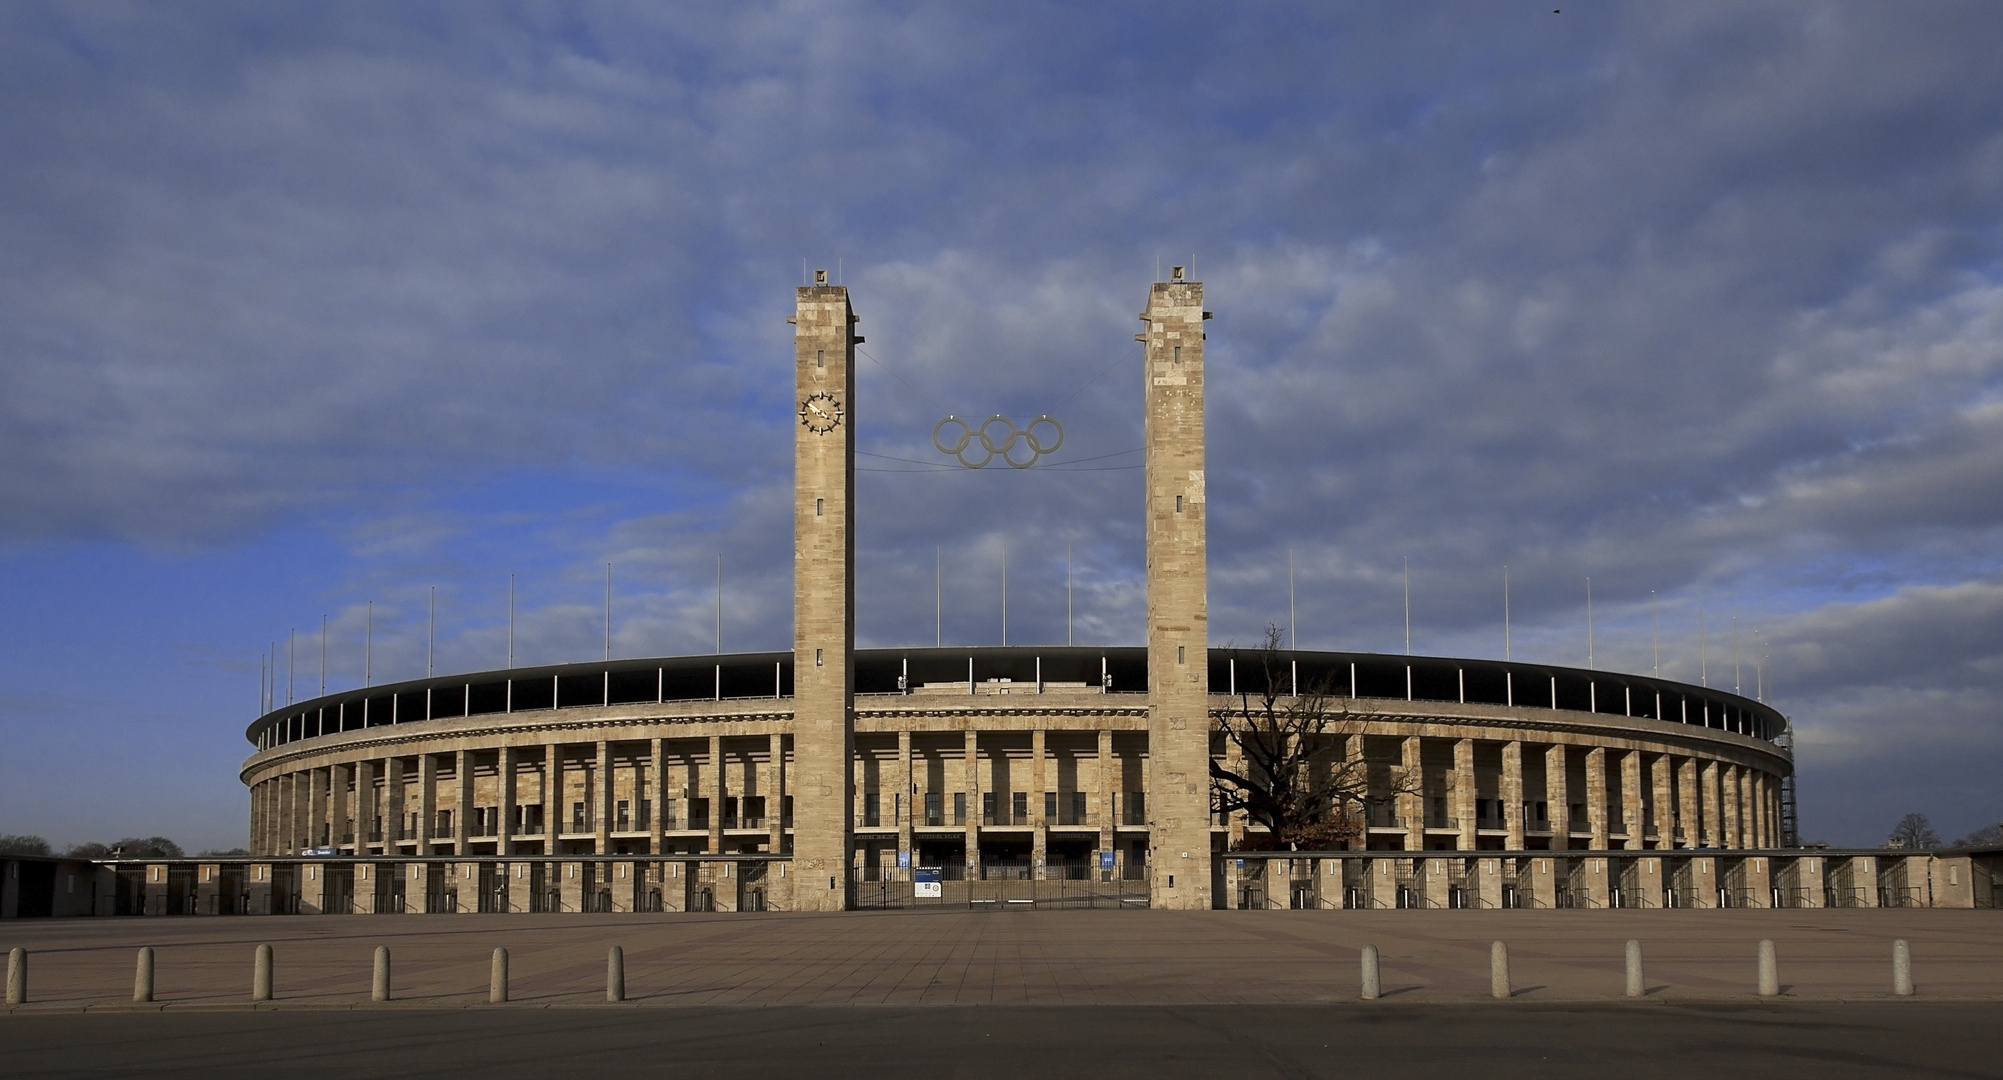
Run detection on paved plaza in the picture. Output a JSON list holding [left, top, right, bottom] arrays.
[[3, 908, 1998, 1008], [5, 1003, 2001, 1079]]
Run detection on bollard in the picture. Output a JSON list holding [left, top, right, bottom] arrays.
[[372, 946, 391, 1002], [1490, 941, 1510, 1000], [1893, 939, 1913, 997], [490, 947, 509, 1003], [1757, 939, 1779, 997], [7, 947, 24, 1005], [134, 947, 154, 1003], [607, 945, 625, 1003], [1625, 939, 1644, 999], [1360, 944, 1380, 1001], [254, 944, 273, 1002]]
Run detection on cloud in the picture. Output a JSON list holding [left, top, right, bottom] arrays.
[[2, 2, 2002, 845]]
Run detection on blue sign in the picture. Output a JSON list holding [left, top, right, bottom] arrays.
[[1099, 851, 1116, 870], [897, 850, 911, 869]]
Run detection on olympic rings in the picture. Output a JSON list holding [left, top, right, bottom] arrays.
[[932, 413, 1065, 469]]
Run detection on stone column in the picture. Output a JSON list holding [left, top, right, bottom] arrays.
[[351, 862, 376, 915], [1725, 764, 1742, 849], [964, 729, 980, 877], [1583, 856, 1611, 907], [1743, 854, 1772, 907], [558, 860, 582, 912], [1620, 750, 1644, 850], [772, 733, 788, 855], [1501, 741, 1524, 850], [790, 276, 858, 911], [292, 862, 317, 915], [1745, 770, 1759, 849], [329, 763, 351, 852], [1751, 772, 1768, 848], [1369, 857, 1398, 909], [1676, 757, 1699, 849], [277, 773, 294, 853], [653, 738, 669, 855], [273, 778, 287, 852], [326, 769, 350, 853], [595, 741, 613, 855], [265, 778, 279, 854], [1756, 781, 1770, 849], [454, 750, 474, 854], [1698, 757, 1714, 849], [386, 757, 406, 849], [1528, 856, 1556, 908], [1031, 728, 1048, 876], [357, 759, 379, 851], [418, 754, 439, 854], [1688, 855, 1717, 908], [1453, 739, 1476, 851], [271, 774, 284, 853], [1649, 753, 1673, 848], [247, 780, 263, 854], [250, 781, 266, 855], [1742, 772, 1758, 848], [544, 744, 562, 855], [1544, 745, 1569, 849], [708, 735, 725, 856], [1141, 270, 1212, 910], [1850, 855, 1881, 907], [1720, 764, 1741, 849], [307, 767, 328, 849], [250, 781, 266, 857], [1635, 855, 1666, 908], [896, 729, 913, 867], [1793, 855, 1826, 908], [1474, 857, 1503, 908], [1421, 856, 1451, 908], [1098, 728, 1115, 871], [498, 746, 517, 855], [295, 770, 311, 851], [1401, 735, 1424, 851], [1586, 747, 1609, 849]]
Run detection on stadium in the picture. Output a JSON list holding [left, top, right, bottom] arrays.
[[237, 641, 1799, 913], [216, 268, 1831, 916], [8, 271, 1992, 921], [20, 270, 1995, 922]]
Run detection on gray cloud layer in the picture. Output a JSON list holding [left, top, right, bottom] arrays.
[[3, 2, 2000, 845]]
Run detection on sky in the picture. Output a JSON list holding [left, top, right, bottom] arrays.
[[2, 1, 2000, 853]]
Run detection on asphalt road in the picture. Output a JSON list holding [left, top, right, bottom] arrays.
[[3, 1003, 1998, 1079]]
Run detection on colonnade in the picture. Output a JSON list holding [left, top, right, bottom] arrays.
[[1307, 732, 1786, 852], [251, 733, 790, 859], [248, 720, 1786, 864]]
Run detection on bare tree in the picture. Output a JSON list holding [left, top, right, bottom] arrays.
[[0, 834, 52, 857], [1210, 626, 1417, 850], [1885, 813, 1940, 851], [1950, 823, 2002, 849], [65, 836, 184, 860]]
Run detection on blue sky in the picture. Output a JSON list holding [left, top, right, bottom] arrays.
[[3, 1, 2001, 851]]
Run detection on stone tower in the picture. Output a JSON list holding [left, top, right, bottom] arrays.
[[1142, 268, 1211, 910], [791, 272, 857, 911]]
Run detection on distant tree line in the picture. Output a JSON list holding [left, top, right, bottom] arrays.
[[0, 834, 251, 859], [1882, 814, 2002, 851]]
